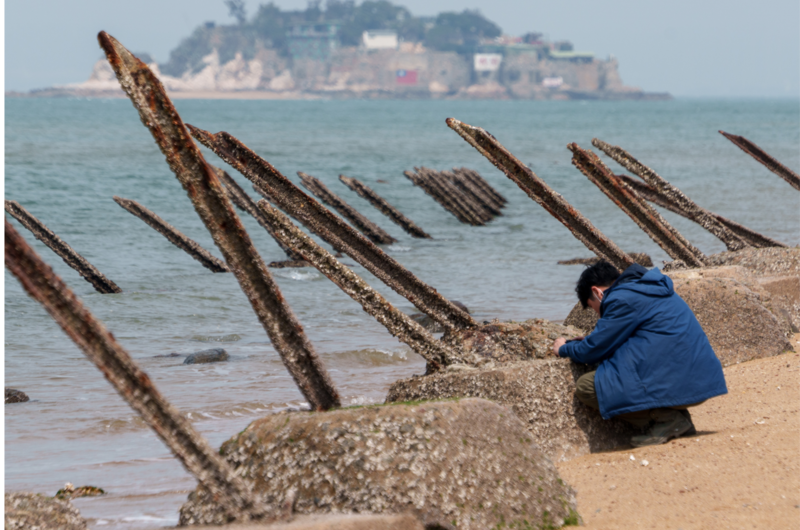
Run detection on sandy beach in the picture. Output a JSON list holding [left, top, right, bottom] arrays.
[[556, 333, 800, 529]]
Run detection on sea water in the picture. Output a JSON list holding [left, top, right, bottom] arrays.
[[5, 97, 799, 528]]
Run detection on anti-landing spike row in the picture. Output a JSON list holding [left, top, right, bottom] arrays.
[[455, 167, 507, 207], [719, 130, 800, 192], [113, 196, 230, 273], [4, 219, 271, 523], [445, 170, 503, 217], [438, 169, 495, 223], [99, 30, 340, 412], [445, 117, 634, 271], [405, 169, 472, 225], [187, 125, 476, 331], [5, 200, 122, 294], [591, 138, 749, 252], [255, 199, 458, 370], [297, 172, 397, 245], [617, 175, 787, 249], [213, 166, 307, 261], [567, 145, 706, 268], [338, 175, 432, 239]]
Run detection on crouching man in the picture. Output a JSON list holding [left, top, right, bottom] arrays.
[[553, 261, 727, 447]]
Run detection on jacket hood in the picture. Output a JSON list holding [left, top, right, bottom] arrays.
[[601, 265, 673, 315]]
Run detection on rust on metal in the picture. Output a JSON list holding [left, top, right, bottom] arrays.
[[568, 145, 707, 267], [4, 220, 267, 522], [113, 196, 230, 273], [446, 117, 634, 271], [456, 167, 508, 207], [99, 31, 340, 411], [187, 125, 476, 331], [338, 174, 432, 239], [213, 166, 307, 262], [618, 175, 787, 249], [592, 138, 749, 252], [298, 172, 397, 245], [719, 130, 800, 191], [256, 199, 457, 370], [5, 200, 122, 294]]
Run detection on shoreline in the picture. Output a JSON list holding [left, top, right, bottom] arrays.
[[4, 88, 672, 101]]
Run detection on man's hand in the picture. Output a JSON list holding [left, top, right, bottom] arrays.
[[551, 337, 567, 357]]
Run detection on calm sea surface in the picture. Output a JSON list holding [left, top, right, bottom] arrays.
[[5, 97, 799, 527]]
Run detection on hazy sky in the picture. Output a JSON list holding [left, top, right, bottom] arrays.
[[5, 0, 799, 97]]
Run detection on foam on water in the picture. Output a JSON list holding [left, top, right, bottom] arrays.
[[5, 97, 799, 528]]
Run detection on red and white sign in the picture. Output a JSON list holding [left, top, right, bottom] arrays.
[[474, 53, 502, 72]]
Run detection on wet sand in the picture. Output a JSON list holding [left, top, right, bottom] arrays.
[[556, 333, 800, 529]]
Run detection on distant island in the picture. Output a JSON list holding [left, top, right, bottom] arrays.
[[14, 0, 670, 100]]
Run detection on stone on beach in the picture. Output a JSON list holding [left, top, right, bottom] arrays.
[[387, 360, 638, 462], [184, 348, 230, 365], [5, 492, 87, 530], [5, 388, 30, 404], [179, 398, 579, 529], [187, 513, 425, 530], [669, 267, 794, 366]]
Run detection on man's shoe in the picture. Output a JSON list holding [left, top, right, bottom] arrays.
[[630, 411, 692, 447], [680, 409, 697, 436]]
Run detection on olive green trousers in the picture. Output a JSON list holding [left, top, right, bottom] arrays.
[[575, 371, 701, 429]]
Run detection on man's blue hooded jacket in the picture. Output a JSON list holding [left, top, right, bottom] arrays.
[[559, 264, 727, 419]]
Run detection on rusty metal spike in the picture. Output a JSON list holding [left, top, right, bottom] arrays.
[[187, 125, 476, 331], [4, 219, 268, 522], [213, 167, 307, 261], [567, 145, 707, 267], [297, 172, 397, 245], [113, 196, 230, 273], [458, 167, 508, 207], [4, 200, 122, 294], [404, 169, 473, 224], [447, 169, 503, 217], [338, 175, 432, 239], [255, 199, 457, 369], [446, 117, 634, 271], [592, 138, 749, 252], [98, 31, 340, 411], [719, 130, 800, 191], [618, 175, 787, 249]]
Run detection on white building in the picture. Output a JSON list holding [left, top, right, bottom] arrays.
[[362, 30, 399, 50]]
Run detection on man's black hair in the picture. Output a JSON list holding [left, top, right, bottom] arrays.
[[576, 261, 621, 309]]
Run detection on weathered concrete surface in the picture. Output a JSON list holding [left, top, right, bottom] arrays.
[[188, 513, 424, 530], [562, 303, 598, 334], [184, 348, 230, 365], [5, 492, 87, 530], [558, 252, 653, 267], [386, 361, 638, 462], [5, 388, 30, 404], [179, 398, 579, 529], [703, 247, 800, 277], [669, 268, 795, 365], [442, 319, 584, 364]]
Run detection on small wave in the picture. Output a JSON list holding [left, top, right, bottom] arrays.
[[190, 334, 241, 343], [330, 348, 411, 366], [386, 245, 412, 252], [348, 395, 380, 406], [275, 269, 320, 281]]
